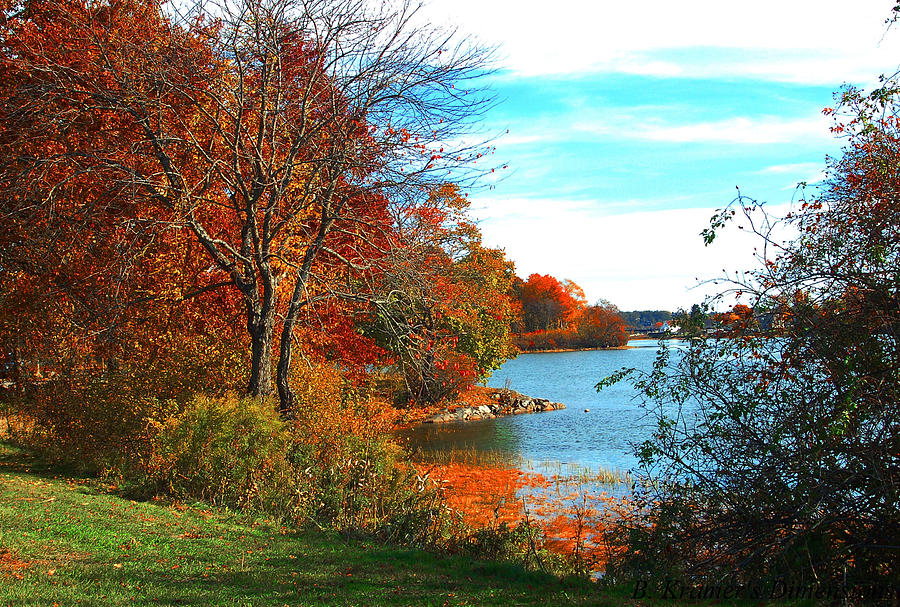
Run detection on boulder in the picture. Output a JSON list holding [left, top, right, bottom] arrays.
[[417, 388, 566, 425]]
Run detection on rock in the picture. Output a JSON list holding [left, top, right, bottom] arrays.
[[416, 388, 567, 425]]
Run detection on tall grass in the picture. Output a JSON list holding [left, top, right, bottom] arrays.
[[409, 445, 632, 489]]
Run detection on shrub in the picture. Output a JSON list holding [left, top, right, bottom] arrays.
[[0, 373, 176, 474], [146, 393, 295, 512], [0, 330, 245, 475], [286, 361, 452, 540], [601, 109, 900, 589]]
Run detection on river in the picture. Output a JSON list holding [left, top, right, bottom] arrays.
[[399, 339, 683, 475]]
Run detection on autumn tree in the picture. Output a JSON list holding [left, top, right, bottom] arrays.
[[0, 0, 495, 413], [574, 302, 627, 348], [362, 184, 517, 404], [712, 303, 755, 334], [509, 274, 626, 350], [515, 274, 583, 333]]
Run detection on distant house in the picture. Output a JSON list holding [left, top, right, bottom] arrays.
[[647, 320, 679, 337], [659, 321, 678, 333]]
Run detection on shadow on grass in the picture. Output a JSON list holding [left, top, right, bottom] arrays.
[[1, 439, 611, 606]]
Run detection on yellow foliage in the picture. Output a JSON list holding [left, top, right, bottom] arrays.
[[289, 361, 397, 463]]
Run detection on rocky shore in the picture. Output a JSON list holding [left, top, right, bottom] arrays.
[[421, 388, 565, 424]]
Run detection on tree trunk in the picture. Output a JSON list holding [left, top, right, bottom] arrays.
[[247, 313, 275, 398], [276, 268, 315, 417], [275, 306, 298, 417]]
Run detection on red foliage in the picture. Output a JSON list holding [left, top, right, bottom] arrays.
[[510, 275, 627, 350]]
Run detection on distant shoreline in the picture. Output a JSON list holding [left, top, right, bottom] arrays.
[[515, 334, 685, 354], [515, 344, 630, 354]]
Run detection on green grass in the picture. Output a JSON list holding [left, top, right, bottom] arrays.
[[0, 442, 813, 606], [0, 442, 621, 606]]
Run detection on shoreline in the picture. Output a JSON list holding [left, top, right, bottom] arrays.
[[515, 344, 630, 354], [514, 335, 688, 354], [411, 387, 566, 425]]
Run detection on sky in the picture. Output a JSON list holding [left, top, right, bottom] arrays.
[[421, 1, 900, 311]]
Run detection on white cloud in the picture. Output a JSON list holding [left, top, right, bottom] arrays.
[[757, 162, 823, 175], [637, 116, 829, 144], [469, 196, 794, 310], [603, 49, 897, 86], [571, 114, 833, 145], [755, 162, 828, 190], [499, 113, 833, 147], [422, 0, 900, 84]]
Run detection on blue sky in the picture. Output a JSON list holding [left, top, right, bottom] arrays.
[[422, 0, 900, 310]]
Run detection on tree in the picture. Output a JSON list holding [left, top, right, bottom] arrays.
[[0, 0, 495, 413], [602, 92, 900, 589], [712, 303, 755, 334], [575, 303, 627, 348], [515, 274, 582, 332], [618, 310, 673, 332], [362, 184, 517, 404], [448, 233, 519, 380], [672, 303, 709, 337]]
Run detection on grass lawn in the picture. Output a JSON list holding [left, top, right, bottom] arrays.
[[0, 442, 629, 606], [0, 442, 815, 606]]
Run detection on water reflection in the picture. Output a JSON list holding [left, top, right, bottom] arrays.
[[396, 416, 521, 458], [401, 340, 680, 474]]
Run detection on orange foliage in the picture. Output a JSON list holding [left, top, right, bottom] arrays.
[[420, 462, 630, 572], [511, 275, 627, 350], [713, 303, 757, 334], [290, 362, 398, 460], [516, 274, 583, 332]]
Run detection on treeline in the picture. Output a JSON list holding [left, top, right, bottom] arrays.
[[509, 274, 628, 351], [618, 310, 673, 331]]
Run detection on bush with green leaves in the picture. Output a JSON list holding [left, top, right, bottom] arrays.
[[145, 388, 456, 549], [147, 393, 295, 511]]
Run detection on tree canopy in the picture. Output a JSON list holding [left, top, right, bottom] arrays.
[[0, 0, 498, 412]]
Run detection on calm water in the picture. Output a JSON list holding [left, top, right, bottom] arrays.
[[400, 339, 682, 473]]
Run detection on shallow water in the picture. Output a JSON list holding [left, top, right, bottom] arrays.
[[399, 339, 682, 474]]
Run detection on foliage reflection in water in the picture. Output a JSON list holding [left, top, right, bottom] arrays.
[[400, 339, 678, 475], [397, 339, 682, 572]]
